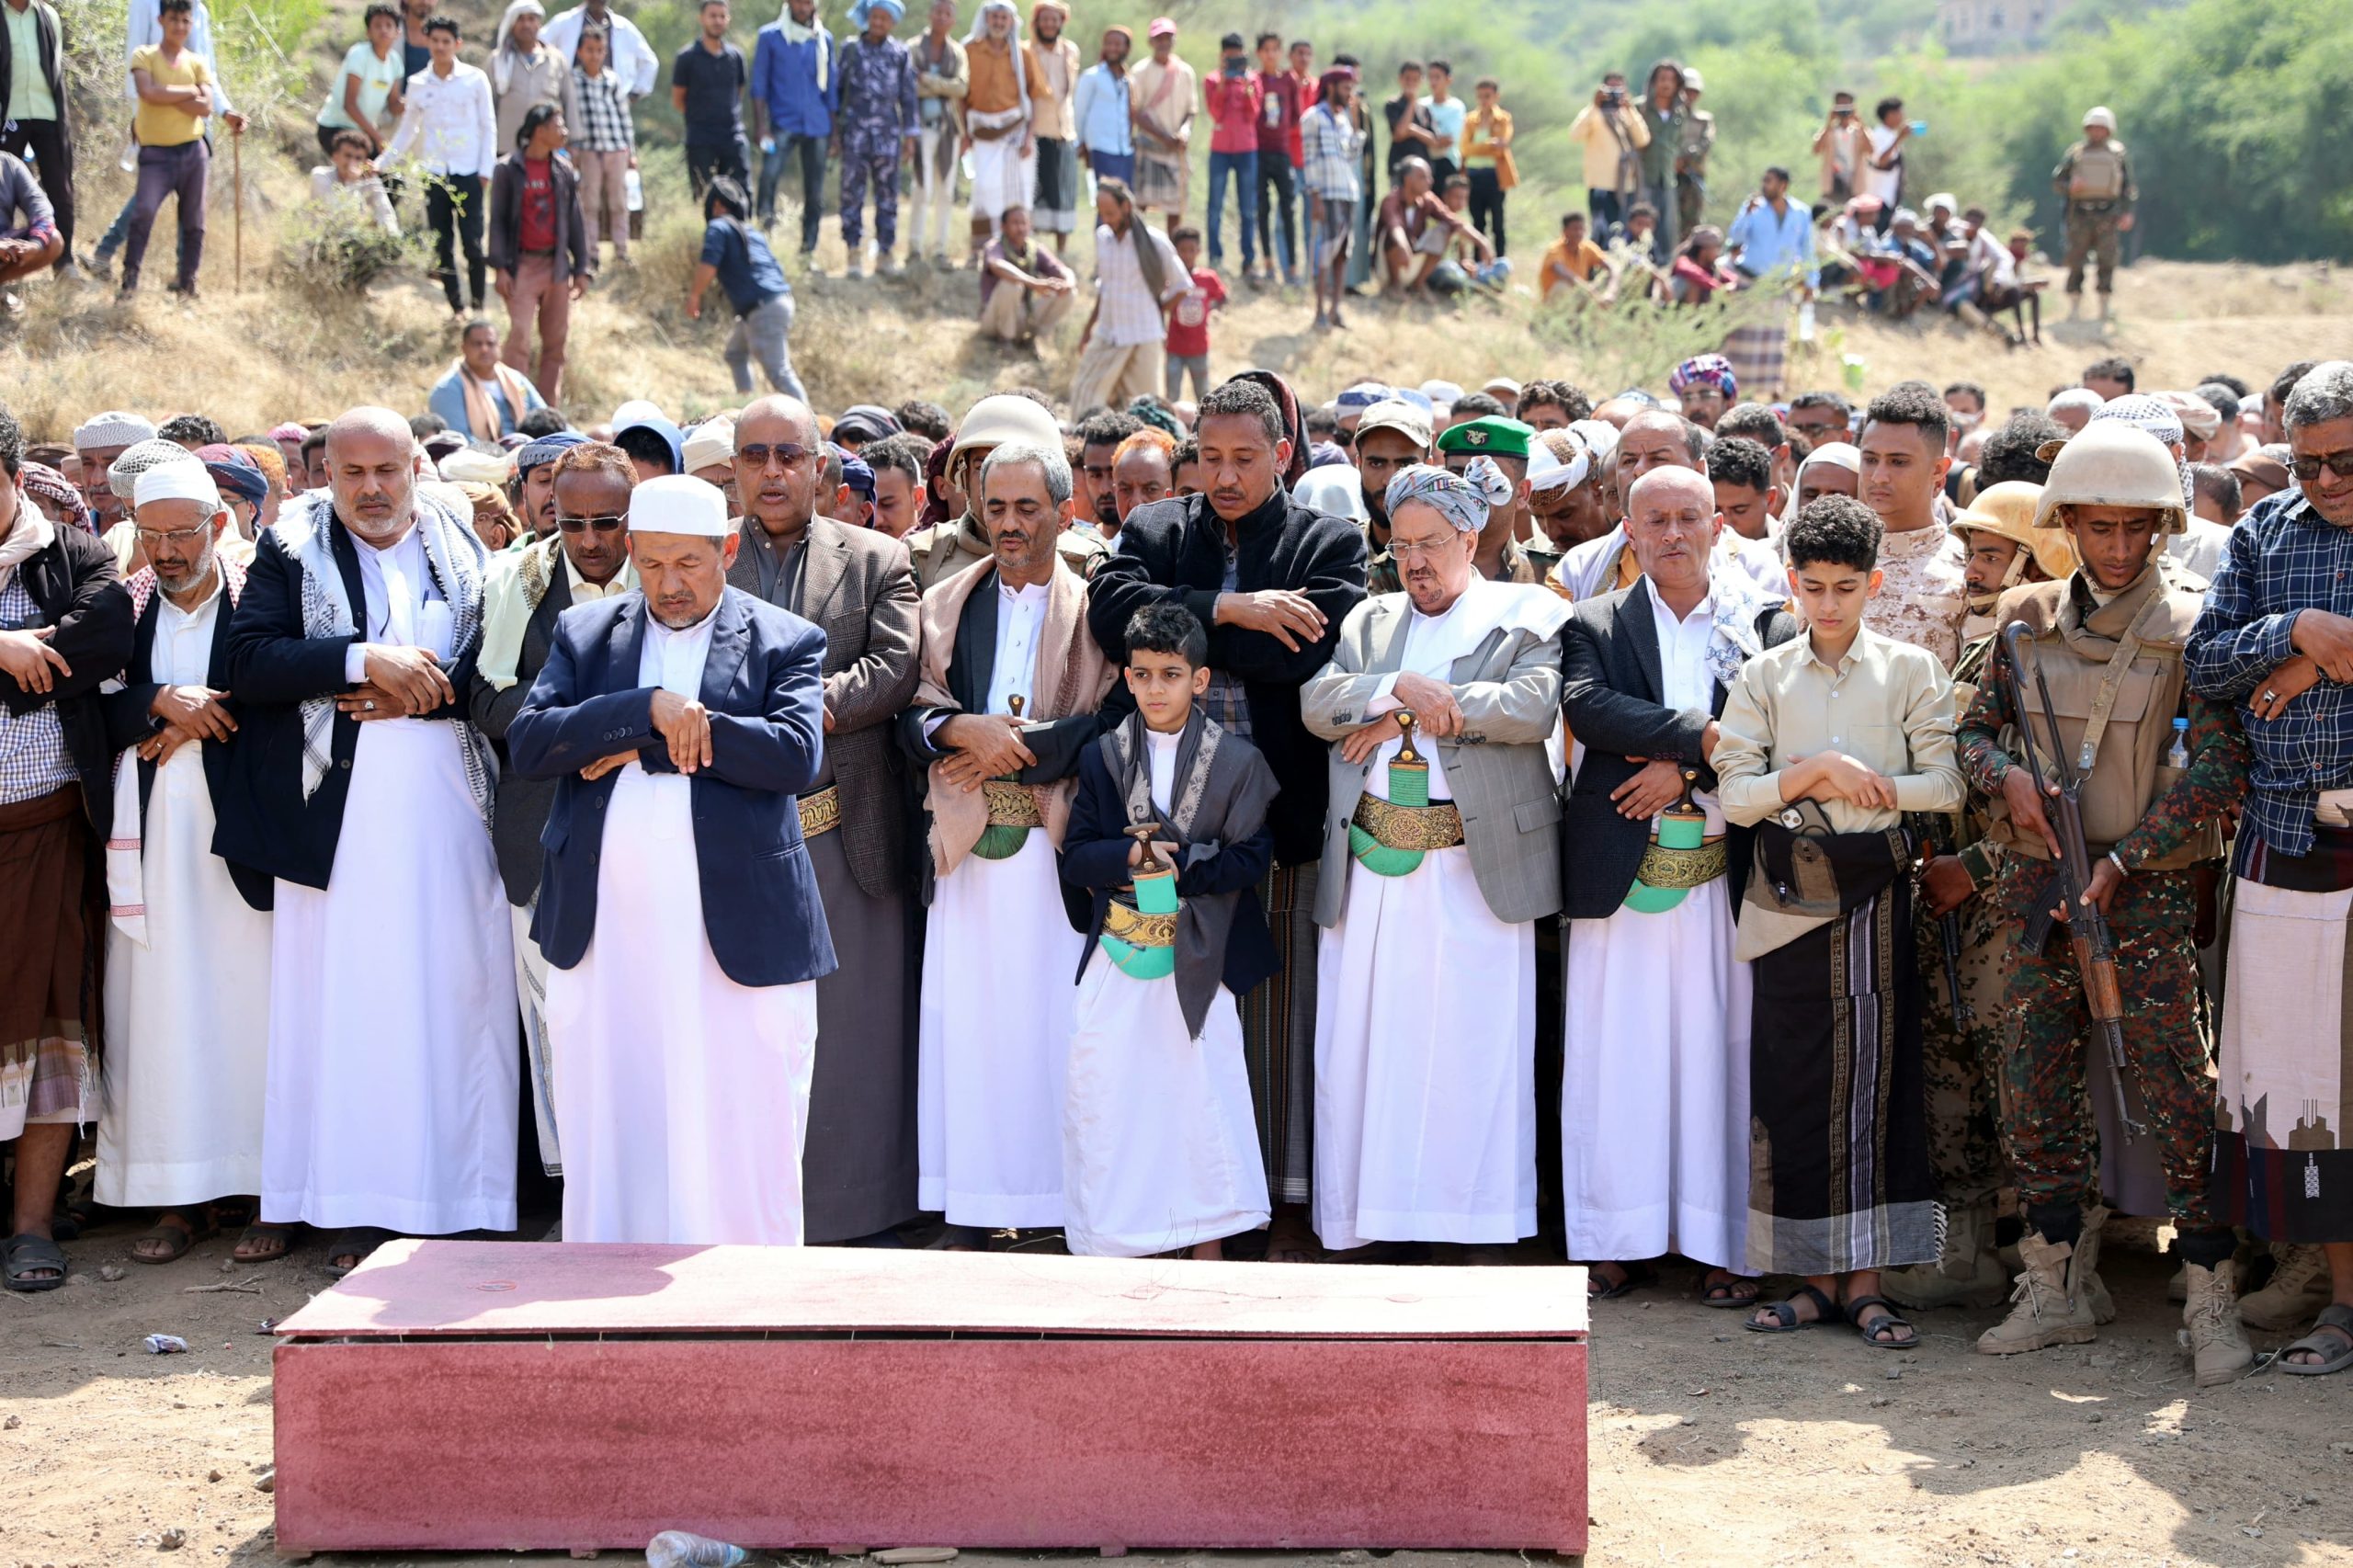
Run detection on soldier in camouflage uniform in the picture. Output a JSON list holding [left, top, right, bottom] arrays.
[[1957, 422, 2253, 1385], [833, 0, 922, 278], [2052, 106, 2136, 318]]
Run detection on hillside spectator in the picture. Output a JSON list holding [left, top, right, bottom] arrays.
[[1253, 31, 1302, 286], [1163, 224, 1223, 402], [1070, 176, 1185, 412], [1859, 97, 1909, 225], [1634, 58, 1686, 259], [976, 201, 1072, 342], [397, 0, 430, 73], [1812, 89, 1863, 201], [1381, 61, 1435, 187], [1299, 65, 1365, 330], [542, 0, 658, 95], [1070, 22, 1129, 187], [0, 0, 69, 277], [1566, 74, 1644, 241], [88, 0, 241, 280], [1420, 59, 1464, 189], [832, 0, 917, 278], [0, 148, 61, 302], [2083, 354, 2133, 399], [1129, 17, 1194, 228], [382, 14, 497, 318], [1976, 222, 2043, 345], [488, 102, 590, 403], [908, 1, 967, 268], [491, 0, 566, 157], [309, 128, 400, 235], [1377, 156, 1475, 298], [1432, 173, 1504, 294], [1023, 1, 1081, 250], [1675, 65, 1712, 239], [2053, 105, 2134, 319], [428, 318, 546, 438], [1666, 224, 1734, 305], [563, 23, 634, 264], [1461, 75, 1514, 257], [672, 0, 750, 198], [121, 0, 225, 302], [314, 5, 405, 159], [1200, 32, 1261, 278], [688, 175, 804, 398], [959, 0, 1040, 256], [1725, 164, 1816, 294], [751, 0, 835, 252]]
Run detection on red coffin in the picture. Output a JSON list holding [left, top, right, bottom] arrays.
[[272, 1240, 1588, 1556]]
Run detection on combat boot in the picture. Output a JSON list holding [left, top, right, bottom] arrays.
[[2241, 1243, 2331, 1331], [2075, 1204, 2117, 1324], [1976, 1233, 2097, 1355], [2181, 1258, 2254, 1387], [1884, 1198, 2008, 1311]]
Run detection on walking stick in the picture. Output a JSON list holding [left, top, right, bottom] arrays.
[[233, 127, 243, 290]]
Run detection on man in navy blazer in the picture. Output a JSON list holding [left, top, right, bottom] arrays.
[[506, 474, 836, 1244]]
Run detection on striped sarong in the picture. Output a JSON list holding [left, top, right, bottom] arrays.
[[1722, 296, 1792, 402]]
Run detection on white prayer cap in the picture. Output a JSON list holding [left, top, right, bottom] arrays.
[[73, 409, 157, 449], [1799, 440, 1862, 479], [628, 474, 731, 538], [1526, 427, 1594, 494], [1924, 191, 1957, 213], [132, 460, 222, 512], [438, 445, 515, 485], [1418, 379, 1465, 408], [681, 415, 737, 475], [2048, 386, 2106, 417], [611, 399, 668, 430]]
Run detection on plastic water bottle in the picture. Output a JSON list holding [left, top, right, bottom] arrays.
[[2166, 717, 2190, 769], [624, 167, 644, 218], [645, 1532, 748, 1568]]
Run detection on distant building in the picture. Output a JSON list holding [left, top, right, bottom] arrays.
[[1937, 0, 2076, 51]]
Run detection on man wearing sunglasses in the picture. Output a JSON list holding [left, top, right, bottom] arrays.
[[723, 393, 924, 1245], [467, 438, 639, 1186], [2189, 361, 2353, 1376]]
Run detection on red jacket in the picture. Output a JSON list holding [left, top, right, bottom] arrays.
[[1204, 69, 1263, 155]]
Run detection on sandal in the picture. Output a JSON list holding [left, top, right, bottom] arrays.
[[129, 1210, 217, 1265], [2280, 1304, 2353, 1377], [1845, 1293, 1920, 1350], [1700, 1271, 1762, 1309], [321, 1227, 393, 1278], [232, 1222, 297, 1264], [1745, 1282, 1837, 1335], [2, 1232, 69, 1292], [1586, 1261, 1655, 1301], [210, 1198, 259, 1231]]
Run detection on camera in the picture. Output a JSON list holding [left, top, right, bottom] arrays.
[[1601, 85, 1625, 107]]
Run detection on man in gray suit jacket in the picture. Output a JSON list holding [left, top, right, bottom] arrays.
[[1299, 462, 1568, 1261], [724, 394, 924, 1244], [467, 437, 639, 1181]]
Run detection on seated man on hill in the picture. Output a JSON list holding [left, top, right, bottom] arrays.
[[978, 205, 1077, 345], [1377, 157, 1481, 299], [0, 149, 64, 305]]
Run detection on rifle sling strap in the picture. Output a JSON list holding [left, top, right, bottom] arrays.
[[2069, 590, 2171, 777]]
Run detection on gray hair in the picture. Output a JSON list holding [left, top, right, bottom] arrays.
[[2284, 361, 2353, 434], [979, 440, 1073, 506]]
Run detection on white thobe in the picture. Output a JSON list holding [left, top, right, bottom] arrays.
[[917, 578, 1083, 1228], [544, 605, 820, 1245], [1062, 729, 1271, 1257], [262, 526, 519, 1234], [97, 576, 275, 1208], [1313, 592, 1540, 1254], [1560, 582, 1751, 1270]]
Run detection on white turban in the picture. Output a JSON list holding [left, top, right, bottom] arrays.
[[1799, 440, 1862, 480]]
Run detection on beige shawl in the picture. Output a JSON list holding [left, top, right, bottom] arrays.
[[915, 551, 1115, 878]]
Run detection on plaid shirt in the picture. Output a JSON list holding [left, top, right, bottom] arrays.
[[2186, 486, 2344, 859], [1299, 103, 1364, 202], [569, 66, 636, 153], [0, 574, 74, 805]]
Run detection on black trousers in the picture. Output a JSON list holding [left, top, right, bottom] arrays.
[[1254, 153, 1296, 277], [0, 117, 72, 257], [426, 176, 486, 313], [687, 135, 752, 199], [1466, 165, 1506, 256]]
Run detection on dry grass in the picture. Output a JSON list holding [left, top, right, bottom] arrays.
[[5, 160, 2347, 441]]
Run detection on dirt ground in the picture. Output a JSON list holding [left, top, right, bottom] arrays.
[[5, 1211, 2349, 1568]]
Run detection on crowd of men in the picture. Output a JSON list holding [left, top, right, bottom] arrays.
[[7, 346, 2353, 1393]]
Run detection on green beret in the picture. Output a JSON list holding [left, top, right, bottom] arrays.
[[1435, 415, 1535, 460]]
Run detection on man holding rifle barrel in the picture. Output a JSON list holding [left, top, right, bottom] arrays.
[[1956, 421, 2254, 1384]]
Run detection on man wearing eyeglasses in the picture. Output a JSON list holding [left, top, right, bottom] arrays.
[[723, 393, 923, 1244], [2189, 361, 2353, 1374], [468, 437, 638, 1187]]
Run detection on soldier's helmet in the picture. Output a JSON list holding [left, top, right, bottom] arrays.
[[2032, 422, 2187, 536], [1955, 480, 2076, 583]]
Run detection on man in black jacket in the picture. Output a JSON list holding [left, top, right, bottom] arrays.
[[0, 0, 74, 276], [488, 103, 593, 406], [1557, 465, 1797, 1306], [1084, 372, 1366, 1259], [0, 403, 132, 1290]]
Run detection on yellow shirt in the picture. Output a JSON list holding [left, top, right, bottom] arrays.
[[1540, 236, 1608, 299], [131, 44, 211, 147]]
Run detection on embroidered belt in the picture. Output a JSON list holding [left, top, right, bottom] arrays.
[[983, 778, 1043, 828], [1634, 835, 1727, 892], [797, 785, 841, 839], [1103, 897, 1177, 949], [1350, 792, 1464, 853]]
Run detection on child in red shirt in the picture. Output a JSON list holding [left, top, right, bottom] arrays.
[[1163, 224, 1226, 403]]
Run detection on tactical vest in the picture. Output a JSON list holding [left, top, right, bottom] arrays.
[[2067, 142, 2127, 204], [1983, 570, 2220, 871]]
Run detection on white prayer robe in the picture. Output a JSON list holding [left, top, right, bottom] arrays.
[[97, 576, 275, 1208], [1062, 729, 1271, 1257], [543, 605, 820, 1245], [1313, 592, 1540, 1254], [262, 526, 519, 1233], [1559, 582, 1752, 1272], [917, 578, 1083, 1229]]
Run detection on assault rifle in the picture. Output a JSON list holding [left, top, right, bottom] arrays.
[[2002, 620, 2143, 1143], [1912, 812, 1972, 1027]]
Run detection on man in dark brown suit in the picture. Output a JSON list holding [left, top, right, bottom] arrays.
[[467, 436, 638, 1185], [726, 394, 924, 1244]]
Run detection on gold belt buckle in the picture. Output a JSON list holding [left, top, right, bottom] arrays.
[[982, 778, 1044, 829], [1633, 835, 1728, 892], [1349, 792, 1465, 852], [797, 785, 841, 839], [1102, 898, 1177, 948]]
